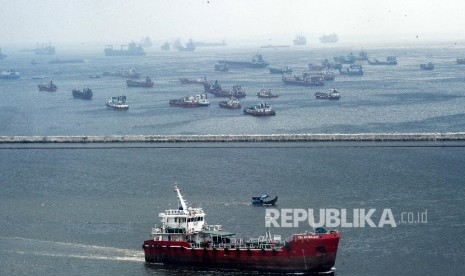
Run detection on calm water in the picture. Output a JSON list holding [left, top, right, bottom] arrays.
[[1, 43, 465, 135], [1, 142, 465, 275], [1, 43, 465, 275]]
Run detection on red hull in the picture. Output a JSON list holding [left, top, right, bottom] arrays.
[[143, 232, 339, 273]]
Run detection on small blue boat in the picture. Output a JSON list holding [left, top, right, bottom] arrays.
[[251, 194, 278, 206]]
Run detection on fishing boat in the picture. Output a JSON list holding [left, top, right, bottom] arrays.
[[368, 56, 397, 65], [38, 80, 57, 92], [0, 69, 20, 79], [204, 82, 246, 98], [103, 67, 141, 79], [339, 64, 363, 76], [169, 94, 210, 107], [106, 95, 129, 110], [214, 62, 229, 72], [355, 49, 369, 61], [179, 77, 208, 84], [243, 102, 276, 116], [315, 89, 340, 100], [282, 73, 324, 86], [143, 185, 340, 273], [220, 54, 268, 68], [219, 97, 241, 109], [333, 53, 355, 64], [257, 88, 278, 98], [251, 194, 278, 206], [126, 76, 154, 88], [321, 70, 336, 81], [269, 66, 292, 74], [420, 62, 434, 70], [72, 88, 93, 100]]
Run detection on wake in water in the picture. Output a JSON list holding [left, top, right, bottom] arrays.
[[0, 236, 144, 263]]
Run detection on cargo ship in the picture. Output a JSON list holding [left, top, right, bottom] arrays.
[[35, 42, 55, 55], [72, 88, 93, 100], [319, 34, 338, 43], [220, 54, 268, 68], [143, 185, 340, 273], [104, 42, 145, 56], [126, 76, 154, 87], [293, 34, 307, 45], [282, 73, 324, 86]]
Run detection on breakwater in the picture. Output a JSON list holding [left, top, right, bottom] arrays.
[[1, 133, 465, 143]]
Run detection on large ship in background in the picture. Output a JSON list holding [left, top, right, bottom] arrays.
[[293, 34, 307, 45], [35, 42, 55, 55], [104, 42, 145, 56], [194, 40, 226, 47], [319, 34, 338, 43], [139, 37, 152, 47], [220, 54, 268, 68], [143, 185, 340, 273]]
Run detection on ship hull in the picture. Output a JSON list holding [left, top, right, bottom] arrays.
[[282, 78, 324, 86], [222, 61, 268, 68], [143, 233, 339, 273]]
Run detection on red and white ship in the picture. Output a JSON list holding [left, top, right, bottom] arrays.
[[143, 186, 340, 273]]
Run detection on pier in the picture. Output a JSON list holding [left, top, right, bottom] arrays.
[[1, 133, 465, 143]]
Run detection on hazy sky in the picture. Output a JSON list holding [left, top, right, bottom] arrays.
[[1, 0, 464, 45]]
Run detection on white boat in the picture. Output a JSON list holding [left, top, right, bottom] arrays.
[[169, 94, 210, 107], [106, 95, 129, 110], [257, 88, 278, 98]]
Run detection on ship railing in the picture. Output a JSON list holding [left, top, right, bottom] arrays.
[[162, 209, 186, 215], [151, 227, 162, 235]]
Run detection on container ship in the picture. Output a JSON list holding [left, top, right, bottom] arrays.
[[143, 185, 340, 273]]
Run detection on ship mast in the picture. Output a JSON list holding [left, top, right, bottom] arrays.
[[174, 185, 188, 215], [265, 215, 272, 242]]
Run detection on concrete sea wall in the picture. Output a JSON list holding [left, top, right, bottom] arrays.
[[1, 133, 465, 143]]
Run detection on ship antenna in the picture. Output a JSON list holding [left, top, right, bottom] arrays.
[[173, 184, 188, 215]]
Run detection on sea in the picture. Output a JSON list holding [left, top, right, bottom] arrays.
[[1, 42, 465, 275]]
